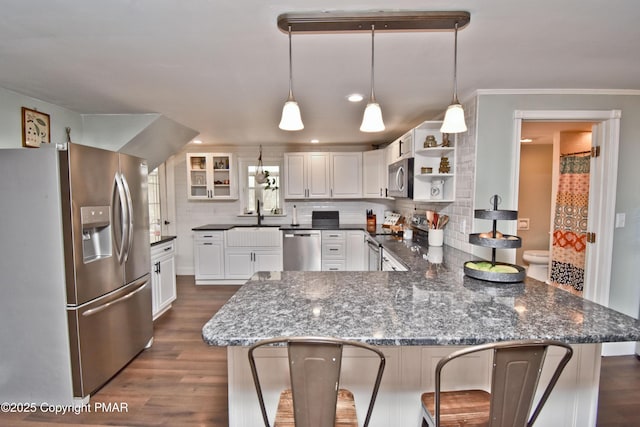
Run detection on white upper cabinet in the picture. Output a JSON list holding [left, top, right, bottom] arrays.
[[283, 152, 330, 199], [284, 152, 362, 199], [330, 152, 362, 198], [386, 130, 414, 165], [307, 153, 331, 198], [186, 153, 237, 200], [362, 150, 386, 198]]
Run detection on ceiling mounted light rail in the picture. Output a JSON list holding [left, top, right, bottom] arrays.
[[277, 11, 470, 33], [276, 10, 470, 133]]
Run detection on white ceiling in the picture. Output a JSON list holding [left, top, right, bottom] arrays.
[[1, 0, 639, 147]]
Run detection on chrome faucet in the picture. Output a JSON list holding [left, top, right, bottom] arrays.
[[256, 200, 264, 226]]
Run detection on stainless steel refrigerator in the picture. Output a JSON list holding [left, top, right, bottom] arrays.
[[0, 143, 153, 404]]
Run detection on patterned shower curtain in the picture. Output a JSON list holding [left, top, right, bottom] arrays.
[[549, 154, 590, 295]]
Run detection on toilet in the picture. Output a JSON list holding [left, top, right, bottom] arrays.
[[523, 250, 550, 282]]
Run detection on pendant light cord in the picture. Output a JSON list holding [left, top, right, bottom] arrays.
[[369, 24, 376, 102], [287, 25, 295, 102], [452, 21, 459, 104]]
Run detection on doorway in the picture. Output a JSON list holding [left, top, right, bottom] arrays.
[[512, 110, 621, 307], [517, 121, 594, 294]]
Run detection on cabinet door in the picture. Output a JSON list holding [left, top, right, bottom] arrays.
[[363, 150, 384, 198], [151, 263, 160, 316], [283, 153, 306, 199], [195, 241, 225, 279], [307, 153, 331, 198], [386, 140, 400, 166], [254, 251, 283, 273], [186, 153, 211, 199], [346, 231, 366, 271], [398, 130, 414, 159], [225, 250, 253, 279], [331, 152, 362, 198], [158, 255, 176, 312]]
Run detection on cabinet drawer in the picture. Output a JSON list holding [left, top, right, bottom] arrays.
[[322, 242, 345, 258], [194, 231, 224, 242], [151, 240, 175, 258], [321, 230, 345, 240], [322, 260, 346, 271]]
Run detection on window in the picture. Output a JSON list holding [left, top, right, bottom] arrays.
[[240, 159, 282, 215], [148, 168, 161, 239]]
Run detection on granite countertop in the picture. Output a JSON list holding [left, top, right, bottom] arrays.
[[192, 224, 238, 231], [150, 235, 176, 246], [202, 236, 640, 347], [193, 223, 390, 232]]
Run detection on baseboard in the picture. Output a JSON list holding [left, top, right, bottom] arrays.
[[601, 342, 637, 356]]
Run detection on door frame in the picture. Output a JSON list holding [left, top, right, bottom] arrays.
[[511, 109, 621, 307]]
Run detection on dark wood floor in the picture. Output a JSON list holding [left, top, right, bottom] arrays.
[[2, 276, 638, 426]]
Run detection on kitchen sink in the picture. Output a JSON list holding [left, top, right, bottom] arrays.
[[226, 226, 282, 247]]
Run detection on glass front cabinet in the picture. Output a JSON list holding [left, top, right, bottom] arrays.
[[186, 153, 238, 200]]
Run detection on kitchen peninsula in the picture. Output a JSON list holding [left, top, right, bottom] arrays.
[[202, 235, 640, 427]]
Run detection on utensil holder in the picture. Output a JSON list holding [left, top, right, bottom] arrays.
[[428, 229, 444, 246]]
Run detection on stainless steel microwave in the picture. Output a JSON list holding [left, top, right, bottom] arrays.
[[388, 157, 414, 198]]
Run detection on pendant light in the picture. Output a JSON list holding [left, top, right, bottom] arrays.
[[279, 25, 304, 131], [440, 21, 467, 134], [360, 24, 385, 133]]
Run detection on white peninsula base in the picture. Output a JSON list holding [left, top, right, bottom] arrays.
[[226, 344, 602, 427]]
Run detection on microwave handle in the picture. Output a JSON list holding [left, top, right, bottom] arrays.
[[396, 166, 405, 191]]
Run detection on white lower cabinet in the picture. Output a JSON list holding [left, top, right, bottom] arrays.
[[194, 231, 225, 284], [321, 230, 366, 271], [225, 249, 283, 279], [382, 249, 408, 272], [151, 239, 177, 319], [346, 230, 366, 271], [224, 228, 283, 280]]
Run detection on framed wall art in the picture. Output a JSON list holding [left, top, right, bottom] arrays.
[[22, 107, 50, 148]]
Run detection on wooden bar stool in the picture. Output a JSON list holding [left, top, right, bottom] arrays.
[[420, 340, 573, 427], [249, 336, 386, 427]]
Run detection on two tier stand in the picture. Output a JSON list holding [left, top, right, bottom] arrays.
[[464, 195, 526, 283]]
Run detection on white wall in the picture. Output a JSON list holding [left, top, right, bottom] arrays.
[[0, 87, 84, 148], [473, 92, 640, 319]]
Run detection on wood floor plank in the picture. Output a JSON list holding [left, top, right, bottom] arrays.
[[1, 276, 637, 426]]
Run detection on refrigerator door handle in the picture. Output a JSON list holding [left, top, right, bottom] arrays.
[[120, 173, 135, 263], [113, 173, 129, 263], [81, 279, 148, 317]]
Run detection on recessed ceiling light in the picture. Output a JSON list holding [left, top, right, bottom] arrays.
[[192, 139, 203, 144], [347, 93, 364, 103], [520, 138, 533, 143], [310, 139, 319, 144]]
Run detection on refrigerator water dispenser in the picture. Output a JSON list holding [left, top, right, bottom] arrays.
[[81, 206, 112, 263]]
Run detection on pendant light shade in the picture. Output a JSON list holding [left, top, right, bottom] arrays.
[[440, 22, 467, 133], [279, 25, 304, 131], [279, 100, 303, 131], [360, 24, 385, 133], [361, 102, 385, 133], [441, 103, 466, 133]]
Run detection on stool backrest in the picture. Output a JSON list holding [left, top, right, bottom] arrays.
[[249, 336, 386, 427], [435, 340, 573, 427]]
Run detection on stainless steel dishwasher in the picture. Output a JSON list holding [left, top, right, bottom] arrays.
[[283, 230, 322, 271]]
